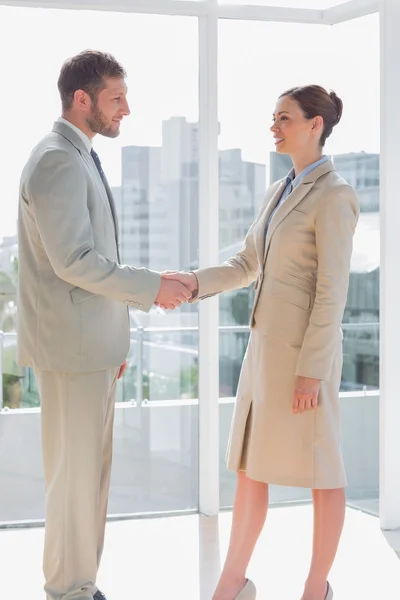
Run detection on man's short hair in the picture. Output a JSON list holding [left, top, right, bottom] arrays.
[[58, 50, 126, 111]]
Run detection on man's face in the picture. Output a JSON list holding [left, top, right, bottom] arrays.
[[86, 77, 130, 138]]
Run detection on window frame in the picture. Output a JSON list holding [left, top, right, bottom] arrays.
[[2, 0, 395, 532]]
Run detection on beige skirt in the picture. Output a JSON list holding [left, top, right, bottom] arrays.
[[226, 328, 347, 489]]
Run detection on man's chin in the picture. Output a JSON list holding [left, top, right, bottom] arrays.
[[100, 127, 120, 139]]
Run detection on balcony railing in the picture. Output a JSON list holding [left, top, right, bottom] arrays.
[[0, 321, 379, 409], [0, 324, 380, 521]]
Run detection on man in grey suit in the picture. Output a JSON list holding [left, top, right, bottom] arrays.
[[17, 50, 191, 600]]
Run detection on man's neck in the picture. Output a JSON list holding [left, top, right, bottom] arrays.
[[61, 114, 95, 140]]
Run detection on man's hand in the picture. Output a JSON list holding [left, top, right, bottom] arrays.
[[162, 271, 198, 293], [293, 376, 321, 414], [156, 272, 199, 310], [155, 276, 192, 310], [118, 360, 127, 379]]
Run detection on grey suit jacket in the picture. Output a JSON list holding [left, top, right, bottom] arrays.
[[17, 121, 161, 372]]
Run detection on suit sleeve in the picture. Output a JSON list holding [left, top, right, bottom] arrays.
[[28, 149, 161, 312], [295, 185, 359, 381]]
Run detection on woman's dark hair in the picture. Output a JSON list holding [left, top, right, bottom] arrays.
[[279, 85, 343, 147], [58, 50, 126, 111]]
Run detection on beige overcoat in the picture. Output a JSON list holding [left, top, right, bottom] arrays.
[[194, 160, 359, 489]]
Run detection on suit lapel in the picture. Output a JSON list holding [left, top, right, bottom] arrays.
[[86, 157, 120, 259], [102, 175, 120, 244], [255, 180, 286, 263], [263, 180, 314, 260], [263, 159, 335, 261], [84, 152, 116, 225], [52, 121, 116, 228]]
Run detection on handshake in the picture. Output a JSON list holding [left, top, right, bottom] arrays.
[[154, 271, 199, 311]]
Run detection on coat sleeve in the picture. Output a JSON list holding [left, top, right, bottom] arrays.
[[295, 185, 359, 381], [190, 185, 280, 302]]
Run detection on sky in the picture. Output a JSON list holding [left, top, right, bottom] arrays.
[[0, 5, 379, 239]]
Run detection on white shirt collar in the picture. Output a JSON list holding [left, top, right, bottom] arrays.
[[57, 117, 92, 153]]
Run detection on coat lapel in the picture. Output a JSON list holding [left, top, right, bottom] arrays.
[[263, 180, 314, 261], [263, 159, 335, 261], [255, 180, 286, 263]]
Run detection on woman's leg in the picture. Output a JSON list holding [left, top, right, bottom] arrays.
[[301, 488, 346, 600], [213, 471, 269, 600]]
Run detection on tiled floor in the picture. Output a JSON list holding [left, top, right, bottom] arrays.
[[1, 505, 399, 600]]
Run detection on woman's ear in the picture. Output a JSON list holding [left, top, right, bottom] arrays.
[[311, 116, 324, 132]]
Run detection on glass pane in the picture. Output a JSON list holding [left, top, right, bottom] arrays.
[[218, 14, 379, 513], [219, 0, 351, 7], [0, 6, 198, 522]]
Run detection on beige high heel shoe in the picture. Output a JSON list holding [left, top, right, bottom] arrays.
[[325, 582, 333, 600], [235, 579, 256, 600]]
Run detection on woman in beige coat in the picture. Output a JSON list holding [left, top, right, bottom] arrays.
[[162, 85, 359, 600]]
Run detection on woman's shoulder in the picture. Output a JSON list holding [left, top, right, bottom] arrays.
[[318, 170, 359, 216], [320, 169, 357, 196]]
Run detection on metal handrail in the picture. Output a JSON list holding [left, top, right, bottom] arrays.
[[0, 322, 380, 409], [0, 321, 380, 340]]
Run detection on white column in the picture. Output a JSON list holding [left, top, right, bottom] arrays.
[[380, 0, 400, 530], [198, 1, 220, 517]]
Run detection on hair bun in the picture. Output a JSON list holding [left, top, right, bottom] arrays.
[[329, 90, 343, 125]]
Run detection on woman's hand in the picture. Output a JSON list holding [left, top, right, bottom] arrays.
[[293, 376, 321, 414]]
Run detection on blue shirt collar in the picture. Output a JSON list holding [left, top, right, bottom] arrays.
[[286, 155, 329, 190]]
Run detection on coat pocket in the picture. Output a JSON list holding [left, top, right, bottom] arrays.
[[272, 279, 311, 310], [253, 278, 312, 346], [70, 286, 96, 304]]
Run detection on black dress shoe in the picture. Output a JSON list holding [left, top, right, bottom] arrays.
[[94, 591, 107, 600]]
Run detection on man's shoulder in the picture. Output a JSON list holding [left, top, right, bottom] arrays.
[[21, 131, 85, 191], [34, 129, 76, 156], [26, 130, 81, 170]]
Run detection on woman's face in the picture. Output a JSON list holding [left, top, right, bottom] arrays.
[[271, 95, 322, 156]]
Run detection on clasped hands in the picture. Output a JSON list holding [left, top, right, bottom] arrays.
[[154, 271, 198, 311]]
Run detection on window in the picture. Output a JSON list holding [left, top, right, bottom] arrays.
[[0, 0, 384, 526], [0, 6, 199, 521]]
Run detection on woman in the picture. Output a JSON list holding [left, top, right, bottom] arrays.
[[162, 85, 359, 600]]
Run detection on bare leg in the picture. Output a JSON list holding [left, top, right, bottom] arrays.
[[213, 472, 269, 600], [301, 488, 346, 600]]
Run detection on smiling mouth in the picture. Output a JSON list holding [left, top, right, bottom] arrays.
[[274, 138, 284, 145]]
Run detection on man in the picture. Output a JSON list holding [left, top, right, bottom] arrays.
[[17, 50, 190, 600]]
